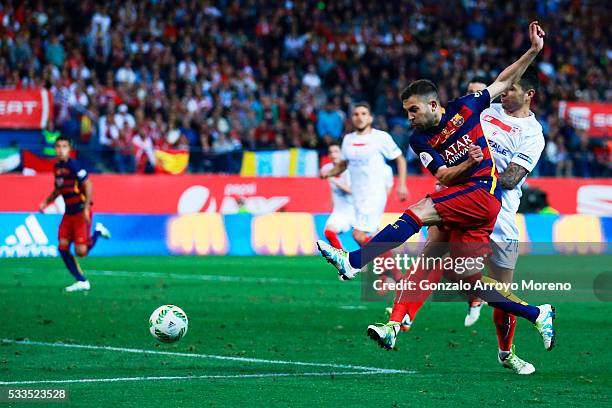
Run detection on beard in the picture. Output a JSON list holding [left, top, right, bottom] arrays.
[[355, 122, 370, 132]]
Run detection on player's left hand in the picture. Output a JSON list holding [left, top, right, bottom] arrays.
[[467, 144, 484, 164], [396, 184, 409, 201], [83, 206, 90, 222], [528, 21, 545, 52]]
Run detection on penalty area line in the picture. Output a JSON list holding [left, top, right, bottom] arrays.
[[1, 339, 413, 375], [0, 371, 397, 385]]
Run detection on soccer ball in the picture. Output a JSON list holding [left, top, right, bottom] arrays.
[[149, 305, 188, 343]]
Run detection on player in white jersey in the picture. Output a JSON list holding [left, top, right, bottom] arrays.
[[320, 102, 408, 246], [480, 68, 545, 374], [322, 142, 355, 249]]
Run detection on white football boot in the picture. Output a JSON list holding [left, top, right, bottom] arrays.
[[534, 304, 556, 350], [464, 302, 483, 327], [95, 222, 112, 239], [316, 240, 361, 280], [65, 280, 90, 292], [498, 345, 536, 375], [366, 322, 400, 350]]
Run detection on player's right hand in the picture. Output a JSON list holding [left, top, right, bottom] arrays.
[[39, 202, 47, 213], [467, 144, 483, 164], [528, 21, 545, 52]]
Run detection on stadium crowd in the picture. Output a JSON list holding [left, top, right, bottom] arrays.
[[1, 0, 610, 176]]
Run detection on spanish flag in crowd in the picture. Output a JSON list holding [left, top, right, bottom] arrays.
[[154, 147, 189, 175]]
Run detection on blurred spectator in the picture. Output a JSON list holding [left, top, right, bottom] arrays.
[[42, 121, 60, 157], [113, 125, 136, 173], [316, 101, 344, 140], [98, 109, 119, 170], [0, 0, 608, 177], [545, 135, 573, 177], [212, 132, 242, 173], [132, 130, 156, 173], [45, 35, 65, 67]]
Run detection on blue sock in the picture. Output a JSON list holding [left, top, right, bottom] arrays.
[[88, 230, 101, 251], [473, 286, 540, 323], [60, 250, 86, 282], [349, 212, 422, 269]]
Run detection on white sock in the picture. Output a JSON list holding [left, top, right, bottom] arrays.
[[498, 349, 511, 359]]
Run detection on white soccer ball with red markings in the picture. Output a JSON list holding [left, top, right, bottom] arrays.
[[149, 305, 189, 343]]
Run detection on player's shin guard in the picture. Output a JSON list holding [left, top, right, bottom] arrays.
[[324, 229, 343, 249], [59, 249, 86, 282], [349, 210, 422, 269], [494, 308, 516, 352]]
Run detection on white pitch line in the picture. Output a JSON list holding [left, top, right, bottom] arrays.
[[9, 268, 337, 286], [0, 371, 396, 385], [90, 269, 335, 285], [2, 339, 411, 375]]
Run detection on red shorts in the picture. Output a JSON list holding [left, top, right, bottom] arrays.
[[58, 211, 92, 247], [429, 183, 501, 257]]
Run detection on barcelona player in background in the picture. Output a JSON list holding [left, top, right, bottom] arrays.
[[39, 135, 111, 292]]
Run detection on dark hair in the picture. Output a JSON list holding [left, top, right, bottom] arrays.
[[352, 101, 371, 113], [517, 66, 540, 93], [328, 140, 341, 149], [400, 79, 440, 102], [54, 135, 71, 145], [468, 76, 489, 85]]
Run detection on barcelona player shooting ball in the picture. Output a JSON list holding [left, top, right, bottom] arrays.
[[39, 136, 111, 292], [316, 22, 555, 353]]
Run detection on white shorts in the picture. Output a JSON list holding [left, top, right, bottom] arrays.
[[489, 210, 520, 269], [325, 210, 355, 234], [353, 192, 387, 234]]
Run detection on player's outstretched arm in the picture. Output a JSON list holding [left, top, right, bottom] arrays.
[[486, 21, 545, 100], [320, 160, 347, 178], [39, 188, 60, 212]]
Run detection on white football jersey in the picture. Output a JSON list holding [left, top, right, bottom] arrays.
[[481, 103, 544, 239], [321, 162, 353, 213], [341, 128, 402, 200]]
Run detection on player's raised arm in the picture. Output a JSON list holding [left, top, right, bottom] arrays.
[[486, 21, 545, 100]]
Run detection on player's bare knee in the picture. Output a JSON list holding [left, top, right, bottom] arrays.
[[75, 246, 88, 257], [409, 197, 441, 225], [58, 240, 70, 252], [352, 230, 367, 244]]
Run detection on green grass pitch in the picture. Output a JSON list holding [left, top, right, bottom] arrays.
[[1, 256, 611, 407]]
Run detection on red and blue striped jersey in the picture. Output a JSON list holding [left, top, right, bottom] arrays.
[[409, 89, 501, 200], [54, 158, 89, 214]]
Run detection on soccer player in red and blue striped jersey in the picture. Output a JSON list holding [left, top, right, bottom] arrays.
[[316, 21, 555, 351], [39, 136, 111, 292]]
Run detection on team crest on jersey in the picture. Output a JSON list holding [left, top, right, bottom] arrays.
[[431, 113, 465, 147], [450, 113, 465, 127]]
